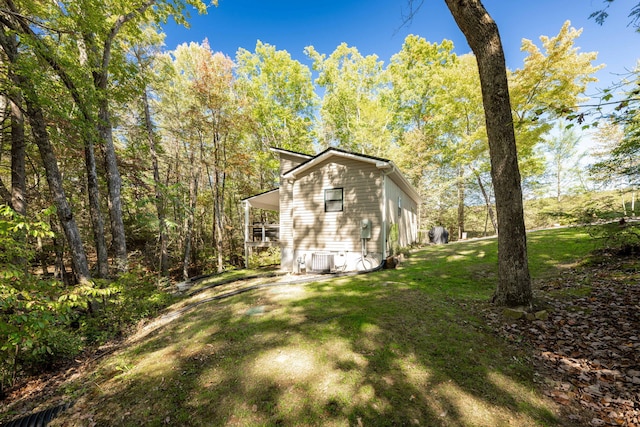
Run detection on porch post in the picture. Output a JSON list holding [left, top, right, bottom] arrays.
[[244, 200, 249, 268]]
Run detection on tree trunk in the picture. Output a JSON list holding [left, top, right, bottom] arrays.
[[142, 87, 168, 277], [556, 158, 562, 202], [9, 98, 25, 217], [98, 98, 128, 273], [9, 96, 27, 270], [213, 134, 226, 274], [0, 26, 90, 282], [25, 91, 91, 282], [76, 33, 109, 278], [457, 166, 465, 239], [444, 0, 531, 307], [182, 145, 199, 280], [474, 169, 497, 234], [84, 138, 109, 278]]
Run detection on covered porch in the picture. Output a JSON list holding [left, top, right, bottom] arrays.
[[242, 188, 280, 268]]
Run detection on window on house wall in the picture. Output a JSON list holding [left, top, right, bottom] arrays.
[[398, 196, 402, 217], [325, 188, 343, 212]]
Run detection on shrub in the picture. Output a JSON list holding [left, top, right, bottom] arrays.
[[0, 205, 79, 390], [248, 246, 280, 268], [588, 221, 640, 256]]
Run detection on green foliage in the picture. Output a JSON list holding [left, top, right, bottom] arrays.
[[0, 206, 176, 389], [0, 206, 78, 390], [236, 41, 318, 154], [248, 247, 281, 268], [388, 222, 399, 256], [306, 43, 393, 154], [588, 221, 640, 256], [77, 268, 177, 345]]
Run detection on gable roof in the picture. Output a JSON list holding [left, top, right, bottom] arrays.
[[243, 147, 422, 209], [269, 147, 313, 162], [282, 147, 421, 203]]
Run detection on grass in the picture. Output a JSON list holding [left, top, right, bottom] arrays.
[[38, 226, 597, 426]]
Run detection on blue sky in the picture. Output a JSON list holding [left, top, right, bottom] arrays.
[[162, 0, 639, 92]]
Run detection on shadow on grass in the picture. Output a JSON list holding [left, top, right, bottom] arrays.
[[51, 228, 602, 426]]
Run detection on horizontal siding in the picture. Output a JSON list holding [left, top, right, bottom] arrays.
[[292, 158, 382, 254], [279, 178, 294, 269], [280, 153, 309, 175], [386, 177, 419, 248]]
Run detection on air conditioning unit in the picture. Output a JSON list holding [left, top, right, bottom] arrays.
[[311, 252, 334, 273]]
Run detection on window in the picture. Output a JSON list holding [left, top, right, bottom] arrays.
[[398, 196, 402, 217], [325, 188, 343, 212]]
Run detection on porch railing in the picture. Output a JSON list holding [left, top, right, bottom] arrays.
[[249, 223, 279, 242]]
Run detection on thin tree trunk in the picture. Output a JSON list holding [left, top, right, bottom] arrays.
[[76, 34, 109, 278], [0, 107, 11, 203], [98, 98, 127, 272], [9, 96, 27, 270], [182, 144, 199, 280], [9, 98, 25, 217], [474, 169, 497, 234], [215, 133, 227, 273], [445, 0, 531, 307], [556, 158, 562, 202], [84, 138, 109, 278], [142, 88, 168, 277], [457, 166, 465, 239]]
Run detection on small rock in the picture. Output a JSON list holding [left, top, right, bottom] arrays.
[[535, 310, 549, 321], [503, 308, 524, 320]]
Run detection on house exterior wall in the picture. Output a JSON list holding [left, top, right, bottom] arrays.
[[279, 177, 295, 271], [279, 152, 309, 175], [385, 176, 419, 251], [273, 148, 420, 272], [277, 151, 311, 271], [290, 157, 384, 270]]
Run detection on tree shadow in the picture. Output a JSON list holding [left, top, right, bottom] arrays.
[[54, 259, 561, 426]]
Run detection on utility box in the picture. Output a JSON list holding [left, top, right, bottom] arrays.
[[361, 219, 371, 239], [311, 252, 334, 273]]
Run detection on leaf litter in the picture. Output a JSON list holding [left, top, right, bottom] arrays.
[[485, 254, 640, 426]]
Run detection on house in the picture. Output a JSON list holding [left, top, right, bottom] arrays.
[[242, 147, 421, 273]]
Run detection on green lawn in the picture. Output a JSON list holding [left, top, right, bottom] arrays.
[[49, 226, 597, 426]]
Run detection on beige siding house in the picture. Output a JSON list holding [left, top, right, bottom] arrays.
[[243, 147, 420, 272]]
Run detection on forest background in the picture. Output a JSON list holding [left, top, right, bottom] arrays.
[[0, 0, 638, 393]]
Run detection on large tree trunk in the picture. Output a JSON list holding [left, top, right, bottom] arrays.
[[25, 92, 91, 282], [142, 88, 168, 277], [0, 27, 90, 282], [444, 0, 531, 307]]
